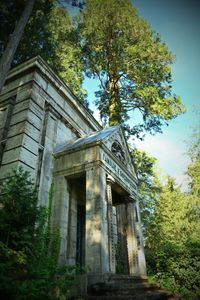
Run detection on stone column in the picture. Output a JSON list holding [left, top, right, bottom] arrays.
[[85, 166, 109, 274], [126, 201, 138, 275], [52, 175, 70, 265], [37, 109, 58, 207], [106, 176, 116, 273], [135, 201, 147, 276]]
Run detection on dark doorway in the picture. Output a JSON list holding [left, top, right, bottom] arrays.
[[67, 175, 86, 267], [76, 203, 86, 267], [112, 189, 129, 274]]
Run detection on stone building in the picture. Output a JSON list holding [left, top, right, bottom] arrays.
[[0, 56, 146, 289]]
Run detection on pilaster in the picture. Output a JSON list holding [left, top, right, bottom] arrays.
[[52, 175, 70, 265], [85, 166, 109, 273], [126, 202, 138, 275], [106, 176, 116, 273]]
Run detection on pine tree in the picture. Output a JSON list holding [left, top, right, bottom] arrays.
[[77, 0, 185, 136], [132, 148, 161, 237]]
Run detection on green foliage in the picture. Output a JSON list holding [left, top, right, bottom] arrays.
[[146, 177, 194, 250], [77, 0, 185, 135], [14, 0, 86, 102], [144, 132, 200, 299], [0, 0, 86, 102], [0, 167, 38, 299], [0, 0, 26, 55], [0, 167, 38, 253], [0, 168, 84, 300], [132, 148, 161, 237], [147, 241, 200, 300], [187, 129, 200, 198]]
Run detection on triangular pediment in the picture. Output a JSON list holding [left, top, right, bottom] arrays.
[[102, 126, 135, 175], [55, 125, 136, 176]]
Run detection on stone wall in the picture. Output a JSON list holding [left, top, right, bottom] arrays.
[[0, 56, 101, 206]]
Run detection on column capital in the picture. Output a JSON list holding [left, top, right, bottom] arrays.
[[106, 174, 115, 184]]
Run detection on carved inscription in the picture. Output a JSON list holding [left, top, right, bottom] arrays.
[[102, 152, 137, 194]]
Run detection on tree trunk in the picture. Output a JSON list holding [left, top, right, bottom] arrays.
[[107, 27, 122, 126], [0, 0, 36, 94], [109, 74, 122, 126]]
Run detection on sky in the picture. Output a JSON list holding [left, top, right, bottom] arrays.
[[83, 0, 200, 190]]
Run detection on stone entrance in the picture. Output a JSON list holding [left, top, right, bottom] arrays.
[[0, 57, 146, 292], [0, 57, 179, 299], [52, 126, 146, 287]]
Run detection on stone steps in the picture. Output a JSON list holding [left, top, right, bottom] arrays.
[[86, 290, 180, 300], [89, 282, 161, 295], [86, 293, 179, 300], [84, 275, 181, 300]]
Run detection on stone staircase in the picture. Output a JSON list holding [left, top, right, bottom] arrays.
[[85, 275, 181, 300]]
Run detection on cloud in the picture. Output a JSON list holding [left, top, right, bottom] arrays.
[[133, 134, 190, 190], [92, 108, 101, 123]]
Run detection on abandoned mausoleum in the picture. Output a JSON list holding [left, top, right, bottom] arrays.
[[0, 56, 146, 290]]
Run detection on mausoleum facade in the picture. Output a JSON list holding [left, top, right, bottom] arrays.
[[0, 56, 146, 288]]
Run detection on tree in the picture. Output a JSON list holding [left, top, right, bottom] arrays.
[[146, 177, 193, 250], [0, 0, 86, 101], [186, 126, 200, 240], [59, 0, 85, 9], [0, 167, 39, 298], [144, 174, 200, 299], [0, 168, 82, 299], [0, 1, 25, 55], [0, 168, 38, 253], [0, 0, 36, 93], [77, 0, 185, 137], [14, 1, 86, 101], [132, 148, 161, 237], [143, 130, 200, 298]]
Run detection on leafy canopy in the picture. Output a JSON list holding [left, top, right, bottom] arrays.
[[0, 0, 86, 102], [77, 0, 185, 137], [132, 148, 161, 237], [135, 125, 200, 299]]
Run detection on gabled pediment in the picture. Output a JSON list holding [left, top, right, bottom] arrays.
[[102, 126, 135, 174], [55, 125, 136, 176]]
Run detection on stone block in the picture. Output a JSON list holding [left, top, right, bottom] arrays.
[[15, 85, 32, 103], [5, 133, 39, 155], [0, 161, 36, 180], [10, 110, 42, 130], [7, 121, 40, 142], [2, 146, 38, 170]]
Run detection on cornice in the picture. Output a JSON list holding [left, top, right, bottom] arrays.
[[3, 56, 102, 132]]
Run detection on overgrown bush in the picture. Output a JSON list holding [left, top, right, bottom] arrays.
[[146, 240, 200, 299], [0, 167, 84, 300]]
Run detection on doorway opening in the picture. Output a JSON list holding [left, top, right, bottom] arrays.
[[112, 185, 130, 274], [76, 201, 86, 267], [67, 174, 86, 268]]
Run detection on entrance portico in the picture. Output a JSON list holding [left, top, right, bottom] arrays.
[[52, 126, 146, 285]]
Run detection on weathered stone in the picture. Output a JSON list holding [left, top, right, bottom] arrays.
[[0, 57, 147, 294]]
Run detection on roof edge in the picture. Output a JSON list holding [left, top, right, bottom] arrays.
[[3, 56, 102, 131]]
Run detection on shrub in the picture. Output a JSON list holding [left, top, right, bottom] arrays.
[[0, 168, 84, 300]]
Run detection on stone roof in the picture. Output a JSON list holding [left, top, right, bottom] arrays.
[[55, 125, 120, 154]]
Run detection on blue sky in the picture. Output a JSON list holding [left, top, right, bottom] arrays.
[[131, 0, 200, 189], [83, 0, 200, 189]]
